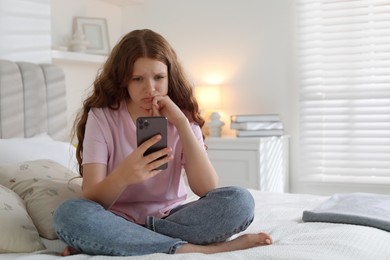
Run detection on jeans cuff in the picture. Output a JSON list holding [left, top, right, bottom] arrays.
[[168, 241, 187, 254], [145, 216, 155, 231]]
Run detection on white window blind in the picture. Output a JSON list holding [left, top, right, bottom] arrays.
[[297, 0, 390, 181], [0, 0, 51, 63]]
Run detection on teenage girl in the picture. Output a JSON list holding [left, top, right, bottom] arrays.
[[53, 29, 272, 256]]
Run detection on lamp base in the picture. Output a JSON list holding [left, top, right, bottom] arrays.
[[207, 112, 225, 137]]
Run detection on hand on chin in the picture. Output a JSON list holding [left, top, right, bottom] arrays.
[[134, 100, 162, 117]]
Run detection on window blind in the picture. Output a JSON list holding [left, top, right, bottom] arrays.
[[297, 0, 390, 180], [0, 0, 51, 63]]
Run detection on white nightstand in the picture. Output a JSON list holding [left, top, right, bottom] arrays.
[[205, 136, 289, 192]]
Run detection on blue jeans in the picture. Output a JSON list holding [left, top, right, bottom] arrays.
[[53, 186, 255, 256]]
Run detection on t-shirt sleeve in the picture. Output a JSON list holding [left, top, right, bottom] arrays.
[[82, 109, 109, 165]]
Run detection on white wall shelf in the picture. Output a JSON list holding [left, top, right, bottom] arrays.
[[51, 50, 107, 64]]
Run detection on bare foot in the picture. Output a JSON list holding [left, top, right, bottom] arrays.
[[59, 246, 80, 256], [176, 232, 272, 254]]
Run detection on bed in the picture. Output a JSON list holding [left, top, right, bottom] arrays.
[[1, 59, 390, 260]]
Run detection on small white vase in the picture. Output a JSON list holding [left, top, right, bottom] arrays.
[[68, 29, 89, 52]]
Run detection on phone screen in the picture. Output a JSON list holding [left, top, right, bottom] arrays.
[[136, 116, 168, 170]]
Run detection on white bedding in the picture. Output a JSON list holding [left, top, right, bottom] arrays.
[[2, 190, 390, 260]]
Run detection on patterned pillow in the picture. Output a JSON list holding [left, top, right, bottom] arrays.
[[0, 185, 45, 252], [0, 159, 82, 239]]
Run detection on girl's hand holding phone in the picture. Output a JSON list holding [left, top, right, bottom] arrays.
[[136, 117, 169, 170], [121, 135, 172, 184], [137, 134, 173, 171]]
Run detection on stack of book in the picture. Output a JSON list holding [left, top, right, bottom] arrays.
[[230, 114, 284, 137]]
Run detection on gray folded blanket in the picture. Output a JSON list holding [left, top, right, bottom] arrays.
[[302, 193, 390, 232]]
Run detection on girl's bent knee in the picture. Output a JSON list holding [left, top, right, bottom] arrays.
[[207, 186, 255, 219], [53, 198, 97, 227], [54, 199, 78, 221], [232, 187, 254, 211], [220, 186, 255, 207], [55, 199, 84, 216]]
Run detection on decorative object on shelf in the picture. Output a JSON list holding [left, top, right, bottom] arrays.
[[231, 114, 284, 137], [208, 112, 225, 137], [73, 16, 110, 55], [68, 29, 89, 52], [194, 85, 225, 137]]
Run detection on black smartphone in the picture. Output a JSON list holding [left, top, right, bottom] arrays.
[[136, 116, 168, 170]]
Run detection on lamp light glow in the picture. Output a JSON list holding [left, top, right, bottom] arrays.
[[194, 85, 221, 110], [194, 85, 224, 137]]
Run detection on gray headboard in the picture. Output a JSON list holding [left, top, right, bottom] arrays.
[[0, 60, 68, 141]]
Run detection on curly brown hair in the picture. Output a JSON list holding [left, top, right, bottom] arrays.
[[72, 29, 204, 176]]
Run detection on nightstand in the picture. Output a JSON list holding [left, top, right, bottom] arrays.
[[205, 136, 289, 192]]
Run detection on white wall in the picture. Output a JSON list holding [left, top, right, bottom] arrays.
[[121, 1, 390, 196], [2, 0, 300, 193], [51, 0, 123, 133], [123, 0, 294, 138], [50, 0, 299, 192], [50, 0, 295, 152], [51, 0, 123, 51], [2, 0, 383, 195], [122, 0, 297, 191]]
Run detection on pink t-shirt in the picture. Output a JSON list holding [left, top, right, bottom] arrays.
[[82, 99, 205, 224]]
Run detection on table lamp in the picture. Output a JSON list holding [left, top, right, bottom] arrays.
[[194, 85, 225, 137]]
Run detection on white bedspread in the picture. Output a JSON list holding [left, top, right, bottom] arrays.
[[2, 190, 390, 260]]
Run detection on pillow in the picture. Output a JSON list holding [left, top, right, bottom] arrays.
[[0, 134, 78, 173], [0, 159, 82, 239], [0, 184, 45, 253]]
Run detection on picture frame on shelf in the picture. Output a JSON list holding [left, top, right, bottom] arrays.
[[73, 16, 110, 55]]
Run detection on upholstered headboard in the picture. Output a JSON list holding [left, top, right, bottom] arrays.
[[0, 60, 68, 141]]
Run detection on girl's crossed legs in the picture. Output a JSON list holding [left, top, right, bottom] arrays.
[[53, 186, 272, 256]]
